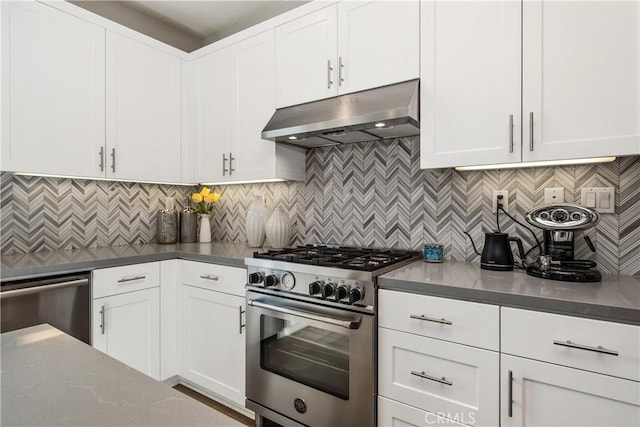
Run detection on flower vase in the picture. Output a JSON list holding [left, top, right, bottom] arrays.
[[266, 208, 291, 249], [198, 214, 212, 243], [246, 196, 269, 247]]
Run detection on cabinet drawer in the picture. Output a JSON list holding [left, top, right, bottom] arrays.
[[378, 328, 499, 427], [181, 260, 246, 297], [93, 262, 160, 298], [378, 396, 470, 427], [501, 307, 640, 381], [379, 290, 499, 350]]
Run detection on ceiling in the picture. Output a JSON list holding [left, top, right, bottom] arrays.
[[71, 1, 310, 52]]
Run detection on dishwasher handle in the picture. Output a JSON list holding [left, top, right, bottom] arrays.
[[0, 278, 89, 299]]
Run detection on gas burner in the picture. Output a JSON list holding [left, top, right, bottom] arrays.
[[253, 244, 419, 272]]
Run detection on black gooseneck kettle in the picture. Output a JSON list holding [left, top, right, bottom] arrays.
[[466, 231, 526, 271]]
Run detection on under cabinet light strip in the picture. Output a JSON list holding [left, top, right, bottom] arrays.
[[454, 157, 617, 171], [12, 172, 197, 186], [199, 178, 286, 186]]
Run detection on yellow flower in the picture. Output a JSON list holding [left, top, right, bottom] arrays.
[[191, 193, 203, 203], [209, 192, 221, 203], [200, 187, 211, 196], [204, 194, 217, 204]]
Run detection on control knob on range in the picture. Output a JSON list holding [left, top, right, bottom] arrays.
[[308, 281, 324, 296], [264, 274, 279, 287], [248, 272, 264, 284], [335, 285, 350, 301], [321, 283, 336, 299], [349, 287, 364, 304]]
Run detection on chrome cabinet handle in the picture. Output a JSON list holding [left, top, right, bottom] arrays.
[[222, 153, 228, 176], [99, 147, 105, 172], [410, 314, 452, 325], [410, 370, 453, 386], [509, 114, 514, 153], [327, 60, 333, 88], [553, 340, 619, 356], [529, 112, 534, 151], [100, 305, 106, 335], [199, 275, 219, 281], [0, 278, 89, 299], [117, 275, 146, 283], [338, 56, 344, 86], [229, 152, 235, 175], [239, 305, 246, 334], [508, 370, 513, 417], [110, 148, 116, 173]]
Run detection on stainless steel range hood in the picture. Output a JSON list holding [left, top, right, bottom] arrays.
[[262, 79, 419, 148]]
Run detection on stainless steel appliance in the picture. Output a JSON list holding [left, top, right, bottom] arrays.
[[1, 273, 91, 343], [479, 232, 525, 271], [244, 245, 420, 427], [525, 204, 602, 282]]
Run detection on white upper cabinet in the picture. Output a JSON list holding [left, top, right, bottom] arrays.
[[337, 0, 419, 95], [522, 0, 640, 162], [420, 0, 521, 169], [106, 32, 182, 183], [1, 1, 105, 177], [276, 0, 419, 108], [421, 0, 639, 169], [190, 30, 305, 184], [275, 6, 338, 108]]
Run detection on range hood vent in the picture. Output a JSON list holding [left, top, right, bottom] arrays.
[[262, 79, 420, 148]]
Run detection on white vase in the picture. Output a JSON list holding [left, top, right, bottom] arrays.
[[246, 196, 268, 247], [198, 214, 212, 243], [266, 208, 291, 249]]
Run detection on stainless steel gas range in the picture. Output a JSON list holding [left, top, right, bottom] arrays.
[[244, 244, 420, 427]]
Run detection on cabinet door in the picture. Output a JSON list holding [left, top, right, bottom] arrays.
[[2, 1, 105, 177], [420, 0, 521, 169], [106, 32, 181, 183], [179, 285, 245, 406], [337, 0, 419, 95], [275, 5, 338, 107], [378, 396, 469, 427], [191, 48, 234, 183], [92, 288, 160, 380], [522, 1, 640, 161], [501, 354, 640, 427], [232, 30, 278, 181]]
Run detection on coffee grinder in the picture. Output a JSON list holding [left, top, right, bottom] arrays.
[[525, 204, 602, 282]]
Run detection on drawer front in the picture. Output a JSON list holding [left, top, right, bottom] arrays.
[[93, 262, 160, 298], [379, 290, 499, 350], [181, 260, 246, 297], [501, 307, 640, 381], [378, 396, 470, 427], [379, 328, 499, 427]]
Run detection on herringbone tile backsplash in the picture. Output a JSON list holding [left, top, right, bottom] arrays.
[[2, 137, 639, 275]]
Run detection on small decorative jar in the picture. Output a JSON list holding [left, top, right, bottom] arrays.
[[265, 208, 291, 249], [180, 196, 197, 243], [198, 214, 212, 243], [423, 243, 444, 263], [157, 198, 178, 244]]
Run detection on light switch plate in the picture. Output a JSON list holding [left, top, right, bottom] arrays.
[[544, 188, 565, 205], [580, 187, 615, 213]]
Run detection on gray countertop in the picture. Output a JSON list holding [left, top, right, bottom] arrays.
[[1, 324, 244, 426], [1, 242, 264, 281], [379, 260, 640, 325]]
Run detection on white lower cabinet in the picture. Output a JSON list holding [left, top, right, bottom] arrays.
[[501, 354, 640, 427], [92, 287, 161, 379], [378, 396, 469, 427], [178, 262, 246, 408]]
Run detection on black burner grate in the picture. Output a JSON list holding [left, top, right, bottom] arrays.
[[253, 244, 420, 271]]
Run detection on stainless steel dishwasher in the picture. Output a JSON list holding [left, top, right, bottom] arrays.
[[1, 273, 91, 344]]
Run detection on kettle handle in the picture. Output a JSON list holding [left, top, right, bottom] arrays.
[[508, 237, 526, 261]]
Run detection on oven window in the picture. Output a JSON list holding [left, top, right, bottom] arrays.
[[260, 314, 349, 400]]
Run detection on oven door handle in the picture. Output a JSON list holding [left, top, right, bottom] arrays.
[[248, 299, 362, 330]]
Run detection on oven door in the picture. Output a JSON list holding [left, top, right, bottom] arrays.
[[246, 291, 374, 427]]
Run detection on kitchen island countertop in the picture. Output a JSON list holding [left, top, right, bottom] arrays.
[[379, 260, 640, 325], [1, 242, 264, 281], [0, 324, 244, 427]]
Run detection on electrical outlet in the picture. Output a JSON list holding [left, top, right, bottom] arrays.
[[544, 188, 565, 205], [492, 190, 509, 213]]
